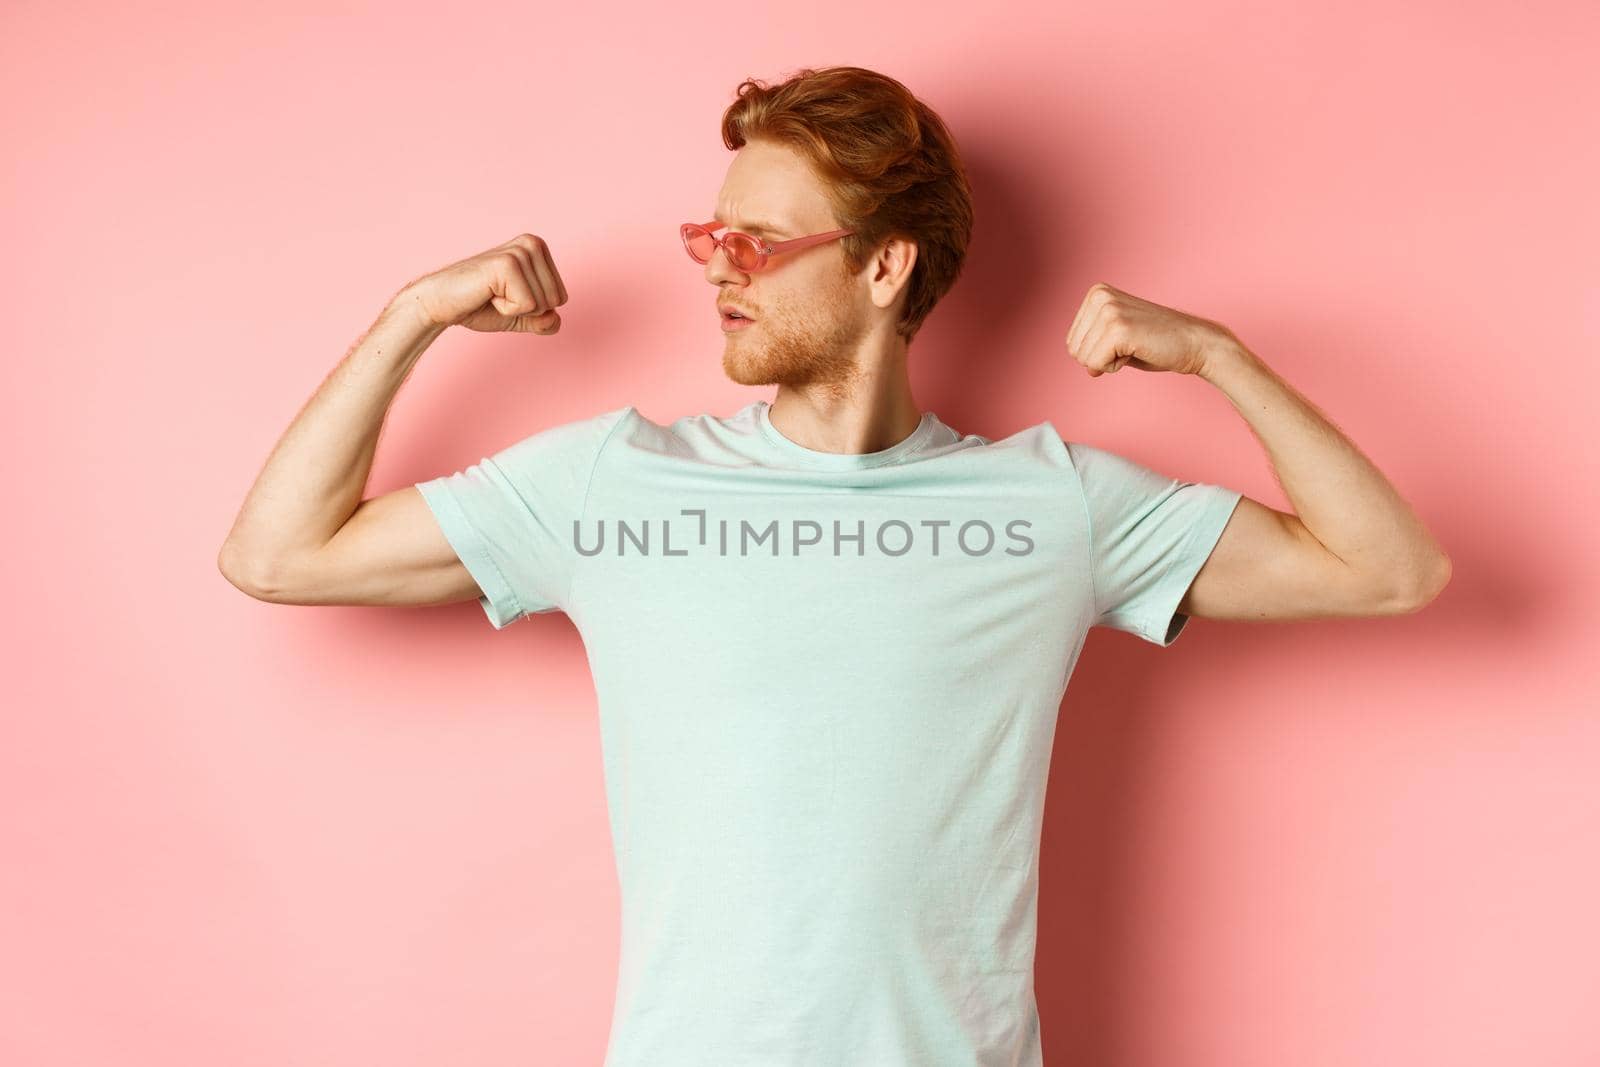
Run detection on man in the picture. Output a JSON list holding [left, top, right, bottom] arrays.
[[219, 66, 1450, 1067]]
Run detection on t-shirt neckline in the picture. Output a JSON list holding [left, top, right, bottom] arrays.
[[753, 400, 940, 470]]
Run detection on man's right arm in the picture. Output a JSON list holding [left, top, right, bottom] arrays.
[[216, 234, 569, 609]]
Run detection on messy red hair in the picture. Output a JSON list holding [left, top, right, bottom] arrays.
[[720, 66, 974, 345]]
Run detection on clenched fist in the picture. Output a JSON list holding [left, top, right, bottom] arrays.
[[401, 234, 570, 334], [1065, 282, 1233, 378]]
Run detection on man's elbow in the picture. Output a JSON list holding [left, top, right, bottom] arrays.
[[1387, 553, 1453, 614], [218, 541, 294, 602]]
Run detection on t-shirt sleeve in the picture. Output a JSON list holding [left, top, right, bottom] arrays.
[[413, 406, 633, 629], [1065, 440, 1243, 647]]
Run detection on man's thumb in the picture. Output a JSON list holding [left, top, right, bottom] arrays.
[[515, 309, 561, 334]]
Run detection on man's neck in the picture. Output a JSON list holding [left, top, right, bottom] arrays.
[[768, 373, 922, 455]]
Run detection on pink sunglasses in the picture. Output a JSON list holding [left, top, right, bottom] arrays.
[[680, 219, 855, 273]]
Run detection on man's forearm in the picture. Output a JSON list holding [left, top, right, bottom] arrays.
[[1199, 336, 1450, 598], [219, 288, 446, 577]]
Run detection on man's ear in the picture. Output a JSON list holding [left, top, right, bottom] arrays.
[[868, 235, 918, 312]]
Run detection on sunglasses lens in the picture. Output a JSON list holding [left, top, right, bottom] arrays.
[[725, 233, 763, 271], [683, 226, 716, 263]]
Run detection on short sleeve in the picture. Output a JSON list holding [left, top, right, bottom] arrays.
[[414, 406, 633, 629], [1066, 440, 1242, 647]]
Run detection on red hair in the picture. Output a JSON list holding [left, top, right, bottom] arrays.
[[720, 66, 974, 344]]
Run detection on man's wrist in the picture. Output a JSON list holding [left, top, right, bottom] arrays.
[[1197, 333, 1260, 388], [385, 285, 447, 338]]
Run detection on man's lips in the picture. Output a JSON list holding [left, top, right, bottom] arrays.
[[718, 305, 756, 321]]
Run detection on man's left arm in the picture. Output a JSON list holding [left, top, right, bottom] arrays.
[[1065, 282, 1452, 622]]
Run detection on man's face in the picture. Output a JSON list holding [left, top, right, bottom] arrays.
[[706, 139, 871, 390]]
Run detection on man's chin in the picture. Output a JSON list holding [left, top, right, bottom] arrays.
[[722, 357, 778, 387]]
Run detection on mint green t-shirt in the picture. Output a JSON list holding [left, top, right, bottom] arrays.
[[414, 400, 1241, 1067]]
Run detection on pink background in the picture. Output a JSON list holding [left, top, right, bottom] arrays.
[[4, 2, 1597, 1064]]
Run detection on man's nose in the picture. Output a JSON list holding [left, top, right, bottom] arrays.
[[704, 244, 748, 285]]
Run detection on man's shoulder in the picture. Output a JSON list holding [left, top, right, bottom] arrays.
[[958, 418, 1074, 467], [576, 402, 768, 465]]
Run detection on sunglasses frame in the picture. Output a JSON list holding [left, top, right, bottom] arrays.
[[680, 219, 856, 273]]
